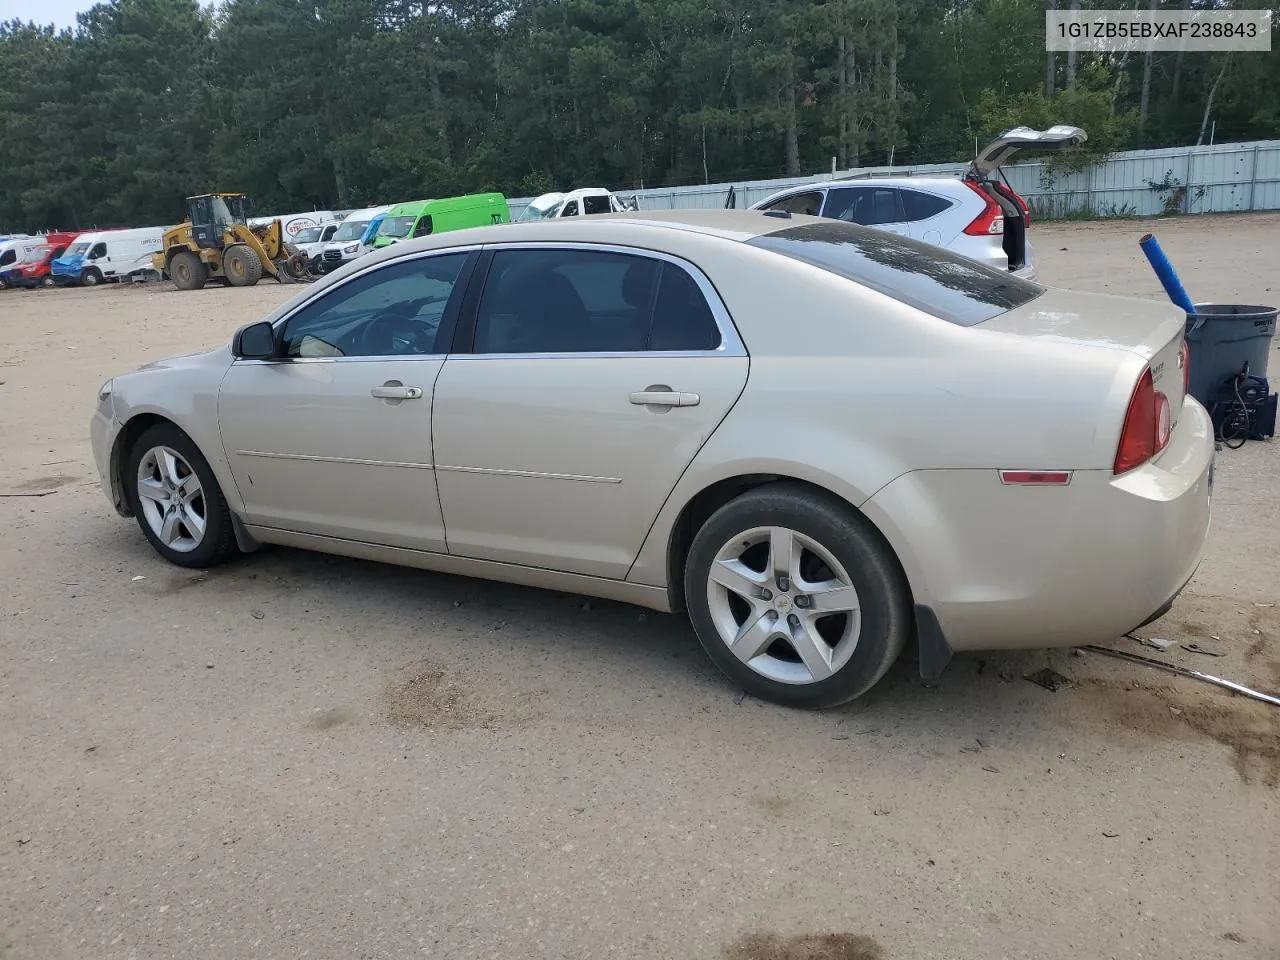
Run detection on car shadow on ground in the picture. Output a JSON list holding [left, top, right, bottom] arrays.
[[82, 522, 1280, 786]]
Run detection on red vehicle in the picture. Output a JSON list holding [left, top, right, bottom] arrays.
[[1, 232, 81, 289]]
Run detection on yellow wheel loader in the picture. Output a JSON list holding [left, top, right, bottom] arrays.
[[152, 193, 313, 291]]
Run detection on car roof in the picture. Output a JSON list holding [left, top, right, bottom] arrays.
[[758, 177, 968, 201]]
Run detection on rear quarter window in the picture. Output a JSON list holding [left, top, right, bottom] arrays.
[[900, 189, 953, 221], [747, 220, 1043, 327]]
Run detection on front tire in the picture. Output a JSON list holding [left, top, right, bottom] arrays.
[[123, 423, 239, 569], [169, 251, 207, 291], [222, 244, 263, 287], [684, 483, 912, 709], [81, 268, 103, 287]]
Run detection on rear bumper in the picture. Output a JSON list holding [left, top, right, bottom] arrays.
[[864, 397, 1214, 654]]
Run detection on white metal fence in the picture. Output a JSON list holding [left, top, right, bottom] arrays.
[[507, 139, 1280, 221]]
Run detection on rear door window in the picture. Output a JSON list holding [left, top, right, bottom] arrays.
[[582, 195, 612, 215], [470, 248, 723, 354], [823, 187, 903, 226], [748, 221, 1043, 326], [763, 192, 823, 217], [900, 189, 953, 221]]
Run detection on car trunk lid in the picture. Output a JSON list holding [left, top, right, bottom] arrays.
[[969, 125, 1088, 178], [982, 288, 1188, 424]]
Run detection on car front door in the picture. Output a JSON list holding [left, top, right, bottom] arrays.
[[431, 244, 749, 579], [217, 249, 475, 551], [822, 186, 910, 237]]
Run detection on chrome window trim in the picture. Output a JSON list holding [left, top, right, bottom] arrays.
[[461, 240, 747, 358]]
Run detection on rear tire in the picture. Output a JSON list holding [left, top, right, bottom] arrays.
[[684, 483, 912, 709], [169, 251, 207, 291], [223, 244, 263, 287], [123, 423, 239, 569]]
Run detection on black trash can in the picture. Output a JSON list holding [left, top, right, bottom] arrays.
[[1183, 303, 1276, 409]]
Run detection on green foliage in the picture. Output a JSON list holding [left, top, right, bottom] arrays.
[[1, 0, 1278, 232], [974, 63, 1135, 173]]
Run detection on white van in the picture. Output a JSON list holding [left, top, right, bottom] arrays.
[[0, 236, 47, 277], [51, 227, 167, 286], [318, 205, 392, 273], [249, 211, 339, 242]]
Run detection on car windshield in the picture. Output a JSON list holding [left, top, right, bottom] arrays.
[[748, 220, 1044, 327], [20, 244, 50, 263], [379, 215, 416, 238], [517, 198, 563, 221], [292, 227, 323, 244], [332, 219, 369, 242], [65, 241, 90, 256]]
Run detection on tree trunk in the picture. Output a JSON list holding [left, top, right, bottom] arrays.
[[1066, 0, 1080, 88], [701, 121, 709, 184], [1196, 55, 1230, 146], [1171, 0, 1191, 105], [425, 44, 451, 165], [783, 46, 799, 176], [837, 31, 849, 169], [1045, 0, 1057, 96], [1139, 0, 1155, 138], [333, 155, 348, 207]]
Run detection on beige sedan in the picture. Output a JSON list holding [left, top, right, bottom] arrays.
[[91, 211, 1214, 708]]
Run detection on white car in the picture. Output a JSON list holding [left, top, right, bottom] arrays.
[[752, 126, 1087, 280], [517, 188, 637, 221], [91, 210, 1210, 709]]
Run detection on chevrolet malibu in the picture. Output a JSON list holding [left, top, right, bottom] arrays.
[[91, 210, 1213, 708]]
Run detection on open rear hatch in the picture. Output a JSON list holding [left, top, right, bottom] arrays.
[[982, 288, 1188, 429], [967, 125, 1088, 273]]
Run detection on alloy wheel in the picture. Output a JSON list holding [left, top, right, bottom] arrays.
[[705, 525, 862, 685], [135, 445, 207, 553]]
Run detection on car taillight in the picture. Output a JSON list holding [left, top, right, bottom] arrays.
[[961, 181, 1004, 236], [1181, 340, 1191, 396], [1114, 367, 1172, 474]]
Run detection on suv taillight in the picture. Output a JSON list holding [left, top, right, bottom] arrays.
[[961, 181, 1004, 236], [1114, 367, 1172, 474]]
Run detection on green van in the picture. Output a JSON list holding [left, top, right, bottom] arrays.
[[372, 193, 510, 248]]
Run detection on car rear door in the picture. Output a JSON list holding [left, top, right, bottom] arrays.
[[897, 187, 958, 247], [821, 186, 910, 237], [431, 243, 749, 579]]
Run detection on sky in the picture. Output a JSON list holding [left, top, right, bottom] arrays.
[[1, 0, 95, 29]]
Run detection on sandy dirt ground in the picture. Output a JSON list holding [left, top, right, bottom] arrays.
[[1, 213, 1277, 960]]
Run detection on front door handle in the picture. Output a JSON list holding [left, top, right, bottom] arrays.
[[629, 387, 700, 407], [371, 383, 423, 400]]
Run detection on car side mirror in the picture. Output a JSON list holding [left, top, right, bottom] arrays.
[[232, 320, 277, 360]]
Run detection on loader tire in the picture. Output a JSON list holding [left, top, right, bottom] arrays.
[[223, 245, 263, 287], [169, 251, 207, 291]]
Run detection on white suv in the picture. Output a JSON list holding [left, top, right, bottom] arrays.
[[751, 126, 1086, 280]]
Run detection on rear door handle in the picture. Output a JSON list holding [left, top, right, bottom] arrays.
[[371, 384, 423, 400], [629, 389, 700, 407]]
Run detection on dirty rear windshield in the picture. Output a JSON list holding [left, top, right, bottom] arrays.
[[747, 220, 1043, 326]]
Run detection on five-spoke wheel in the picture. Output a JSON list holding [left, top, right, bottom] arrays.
[[686, 483, 911, 708]]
